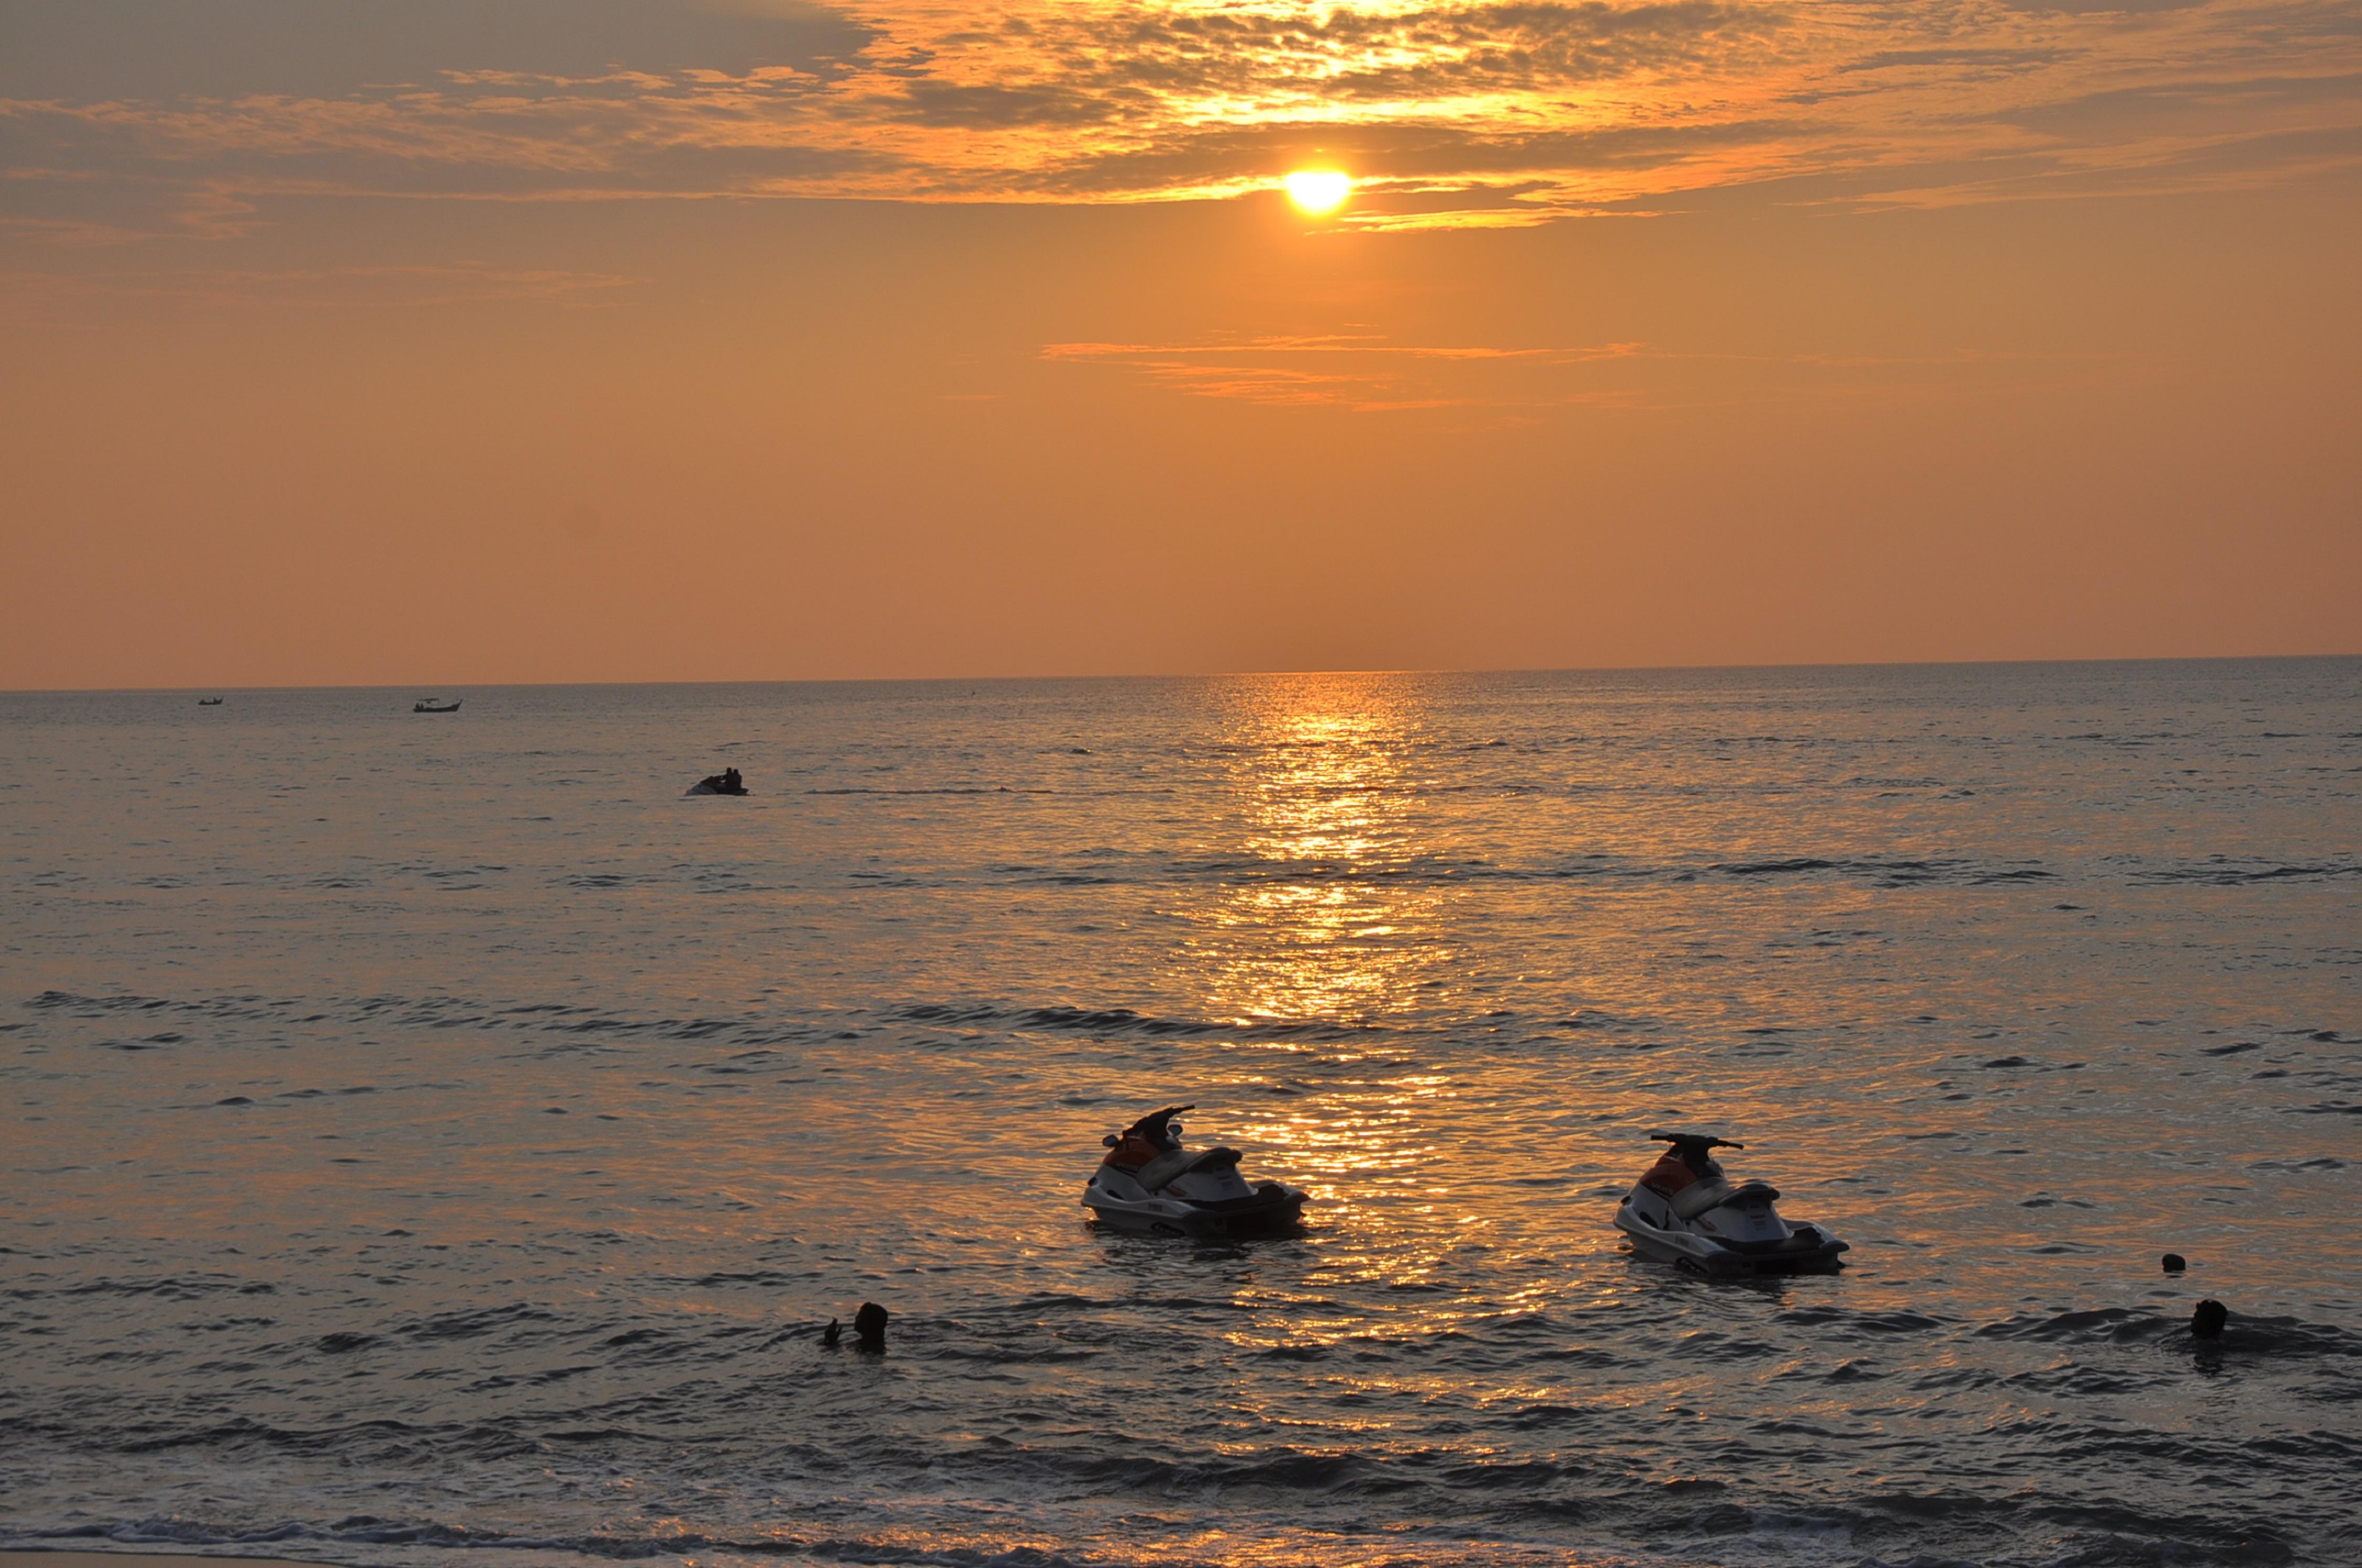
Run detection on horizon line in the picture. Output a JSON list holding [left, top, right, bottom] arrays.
[[6, 650, 2357, 698]]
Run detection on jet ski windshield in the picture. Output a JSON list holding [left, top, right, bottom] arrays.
[[1108, 1104, 1194, 1152]]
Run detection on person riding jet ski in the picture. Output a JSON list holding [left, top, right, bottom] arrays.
[[1083, 1105, 1307, 1237], [1613, 1132, 1848, 1274]]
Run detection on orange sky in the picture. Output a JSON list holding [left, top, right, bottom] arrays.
[[3, 0, 2357, 687]]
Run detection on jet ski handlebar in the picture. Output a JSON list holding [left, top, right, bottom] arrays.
[[1648, 1131, 1742, 1150]]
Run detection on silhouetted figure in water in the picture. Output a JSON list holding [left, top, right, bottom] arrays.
[[854, 1301, 888, 1352], [723, 767, 742, 793], [2191, 1299, 2228, 1340], [2162, 1253, 2188, 1273], [822, 1318, 842, 1348]]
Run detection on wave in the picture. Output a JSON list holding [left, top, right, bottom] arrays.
[[2133, 858, 2361, 885], [892, 1001, 1378, 1042], [808, 785, 1056, 796], [1973, 1306, 2362, 1358], [10, 984, 1447, 1062], [1711, 856, 2057, 885], [10, 1519, 1120, 1568], [1113, 852, 2071, 890], [22, 986, 1451, 1076]]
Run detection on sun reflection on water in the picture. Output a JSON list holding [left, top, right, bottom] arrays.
[[1189, 675, 1457, 1029], [1161, 676, 1528, 1349]]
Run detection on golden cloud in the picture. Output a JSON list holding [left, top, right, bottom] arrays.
[[3, 0, 2358, 230]]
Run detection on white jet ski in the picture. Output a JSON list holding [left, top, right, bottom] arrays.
[[1613, 1132, 1848, 1274], [1083, 1105, 1307, 1237]]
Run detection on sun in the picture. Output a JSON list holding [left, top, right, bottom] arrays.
[[1283, 169, 1352, 215]]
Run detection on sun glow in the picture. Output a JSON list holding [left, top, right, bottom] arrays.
[[1283, 169, 1352, 215]]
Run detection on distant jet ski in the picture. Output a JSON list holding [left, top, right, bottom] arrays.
[[1614, 1132, 1848, 1274], [687, 767, 747, 796], [413, 698, 461, 713], [1083, 1105, 1307, 1237]]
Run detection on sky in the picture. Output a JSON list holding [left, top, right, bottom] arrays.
[[2, 0, 2357, 687]]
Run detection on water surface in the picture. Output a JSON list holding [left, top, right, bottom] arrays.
[[4, 663, 2358, 1567]]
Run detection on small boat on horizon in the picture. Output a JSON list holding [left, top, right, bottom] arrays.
[[197, 697, 224, 706], [413, 698, 462, 714]]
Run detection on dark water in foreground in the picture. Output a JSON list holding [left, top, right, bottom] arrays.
[[3, 662, 2358, 1568]]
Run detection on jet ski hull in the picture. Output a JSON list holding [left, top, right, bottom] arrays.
[[1614, 1207, 1849, 1274], [1084, 1193, 1306, 1237], [1083, 1173, 1306, 1237]]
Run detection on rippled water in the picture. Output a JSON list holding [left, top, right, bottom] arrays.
[[4, 663, 2359, 1568]]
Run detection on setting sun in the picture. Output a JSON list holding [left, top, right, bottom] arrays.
[[1283, 169, 1352, 215]]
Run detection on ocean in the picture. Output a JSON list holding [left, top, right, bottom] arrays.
[[3, 662, 2357, 1568]]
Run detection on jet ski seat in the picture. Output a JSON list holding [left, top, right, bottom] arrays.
[[1672, 1177, 1779, 1220], [1136, 1146, 1243, 1192]]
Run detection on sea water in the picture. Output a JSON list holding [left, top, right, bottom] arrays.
[[2, 663, 2357, 1568]]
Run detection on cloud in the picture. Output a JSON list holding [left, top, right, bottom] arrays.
[[0, 261, 635, 316], [1040, 334, 1651, 410], [0, 0, 874, 100], [1040, 333, 2153, 411], [891, 80, 1121, 128], [2, 0, 2358, 229]]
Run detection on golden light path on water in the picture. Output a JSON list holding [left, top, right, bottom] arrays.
[[1188, 679, 1580, 1371], [1201, 681, 1446, 1023]]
